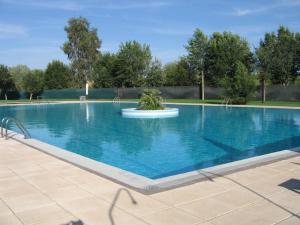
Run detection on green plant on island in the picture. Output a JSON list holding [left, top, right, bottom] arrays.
[[138, 89, 165, 110]]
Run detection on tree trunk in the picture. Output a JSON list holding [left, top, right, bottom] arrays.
[[30, 93, 33, 101], [261, 79, 266, 103], [4, 93, 7, 101], [201, 70, 205, 101]]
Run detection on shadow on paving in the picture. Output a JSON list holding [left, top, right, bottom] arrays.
[[62, 220, 84, 225], [279, 178, 300, 194]]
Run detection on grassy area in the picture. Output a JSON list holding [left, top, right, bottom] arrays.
[[0, 98, 300, 107]]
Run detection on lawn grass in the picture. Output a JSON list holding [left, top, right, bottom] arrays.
[[0, 98, 299, 107]]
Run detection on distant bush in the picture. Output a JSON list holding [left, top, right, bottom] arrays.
[[138, 89, 165, 110]]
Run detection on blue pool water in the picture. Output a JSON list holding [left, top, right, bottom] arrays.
[[0, 103, 300, 179]]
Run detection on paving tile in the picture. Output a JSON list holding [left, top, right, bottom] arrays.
[[275, 215, 300, 225], [177, 196, 235, 220], [0, 200, 13, 216], [142, 208, 203, 225], [0, 167, 15, 179], [16, 204, 75, 225], [151, 178, 235, 207], [269, 189, 300, 213], [3, 193, 54, 212], [8, 162, 46, 175], [0, 177, 29, 192], [101, 189, 169, 217], [210, 200, 292, 225], [43, 185, 93, 203], [58, 196, 111, 213], [212, 187, 261, 208], [24, 173, 74, 191], [0, 214, 23, 225], [0, 183, 39, 199]]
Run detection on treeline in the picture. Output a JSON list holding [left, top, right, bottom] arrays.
[[0, 17, 299, 102]]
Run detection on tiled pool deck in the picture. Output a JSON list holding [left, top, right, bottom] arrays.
[[0, 139, 299, 225]]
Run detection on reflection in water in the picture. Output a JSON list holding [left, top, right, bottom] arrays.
[[0, 103, 299, 178]]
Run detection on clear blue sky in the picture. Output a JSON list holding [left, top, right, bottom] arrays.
[[0, 0, 299, 68]]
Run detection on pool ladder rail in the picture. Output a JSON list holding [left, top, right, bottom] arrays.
[[0, 117, 31, 140], [113, 96, 121, 103]]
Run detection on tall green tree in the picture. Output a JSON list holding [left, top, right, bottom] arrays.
[[185, 29, 209, 99], [93, 53, 116, 88], [62, 17, 101, 90], [206, 32, 253, 86], [9, 65, 30, 92], [44, 60, 71, 89], [222, 61, 257, 104], [271, 26, 298, 85], [114, 41, 152, 87], [164, 57, 195, 86], [22, 70, 44, 100], [256, 32, 277, 102], [0, 65, 16, 100], [145, 58, 164, 87]]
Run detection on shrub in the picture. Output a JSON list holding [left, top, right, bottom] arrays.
[[138, 89, 165, 110], [222, 62, 257, 104]]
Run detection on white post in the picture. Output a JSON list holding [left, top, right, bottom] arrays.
[[85, 82, 89, 96]]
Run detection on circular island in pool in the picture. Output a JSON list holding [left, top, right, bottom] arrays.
[[122, 108, 179, 118]]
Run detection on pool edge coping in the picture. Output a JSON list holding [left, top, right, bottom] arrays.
[[7, 130, 300, 195], [0, 100, 300, 110]]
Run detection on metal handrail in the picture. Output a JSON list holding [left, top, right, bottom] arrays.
[[112, 96, 120, 103], [0, 117, 31, 139]]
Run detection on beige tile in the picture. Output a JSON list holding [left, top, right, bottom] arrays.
[[0, 214, 23, 225], [24, 173, 74, 191], [151, 186, 206, 206], [0, 200, 13, 216], [0, 183, 39, 199], [59, 196, 111, 213], [4, 193, 54, 212], [142, 208, 203, 225], [213, 187, 261, 208], [177, 196, 234, 220], [43, 185, 93, 203], [8, 162, 46, 175], [101, 189, 169, 217], [210, 200, 292, 225], [276, 216, 300, 225], [269, 190, 300, 213], [151, 177, 237, 207], [0, 167, 15, 179], [78, 179, 123, 196], [16, 204, 75, 225], [0, 177, 29, 191]]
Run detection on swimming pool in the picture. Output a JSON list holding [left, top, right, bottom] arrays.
[[1, 102, 300, 180]]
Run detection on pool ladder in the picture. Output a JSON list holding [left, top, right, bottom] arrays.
[[112, 96, 121, 103], [0, 117, 31, 139]]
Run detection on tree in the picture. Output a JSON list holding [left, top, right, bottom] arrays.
[[93, 53, 116, 88], [164, 57, 195, 86], [222, 61, 257, 104], [206, 32, 253, 86], [185, 29, 209, 100], [44, 60, 71, 89], [9, 65, 30, 92], [145, 58, 164, 87], [114, 41, 152, 87], [62, 17, 101, 91], [22, 70, 44, 100], [0, 65, 16, 100], [256, 32, 277, 102], [271, 26, 298, 85]]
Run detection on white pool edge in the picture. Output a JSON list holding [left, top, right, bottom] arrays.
[[7, 130, 300, 194]]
